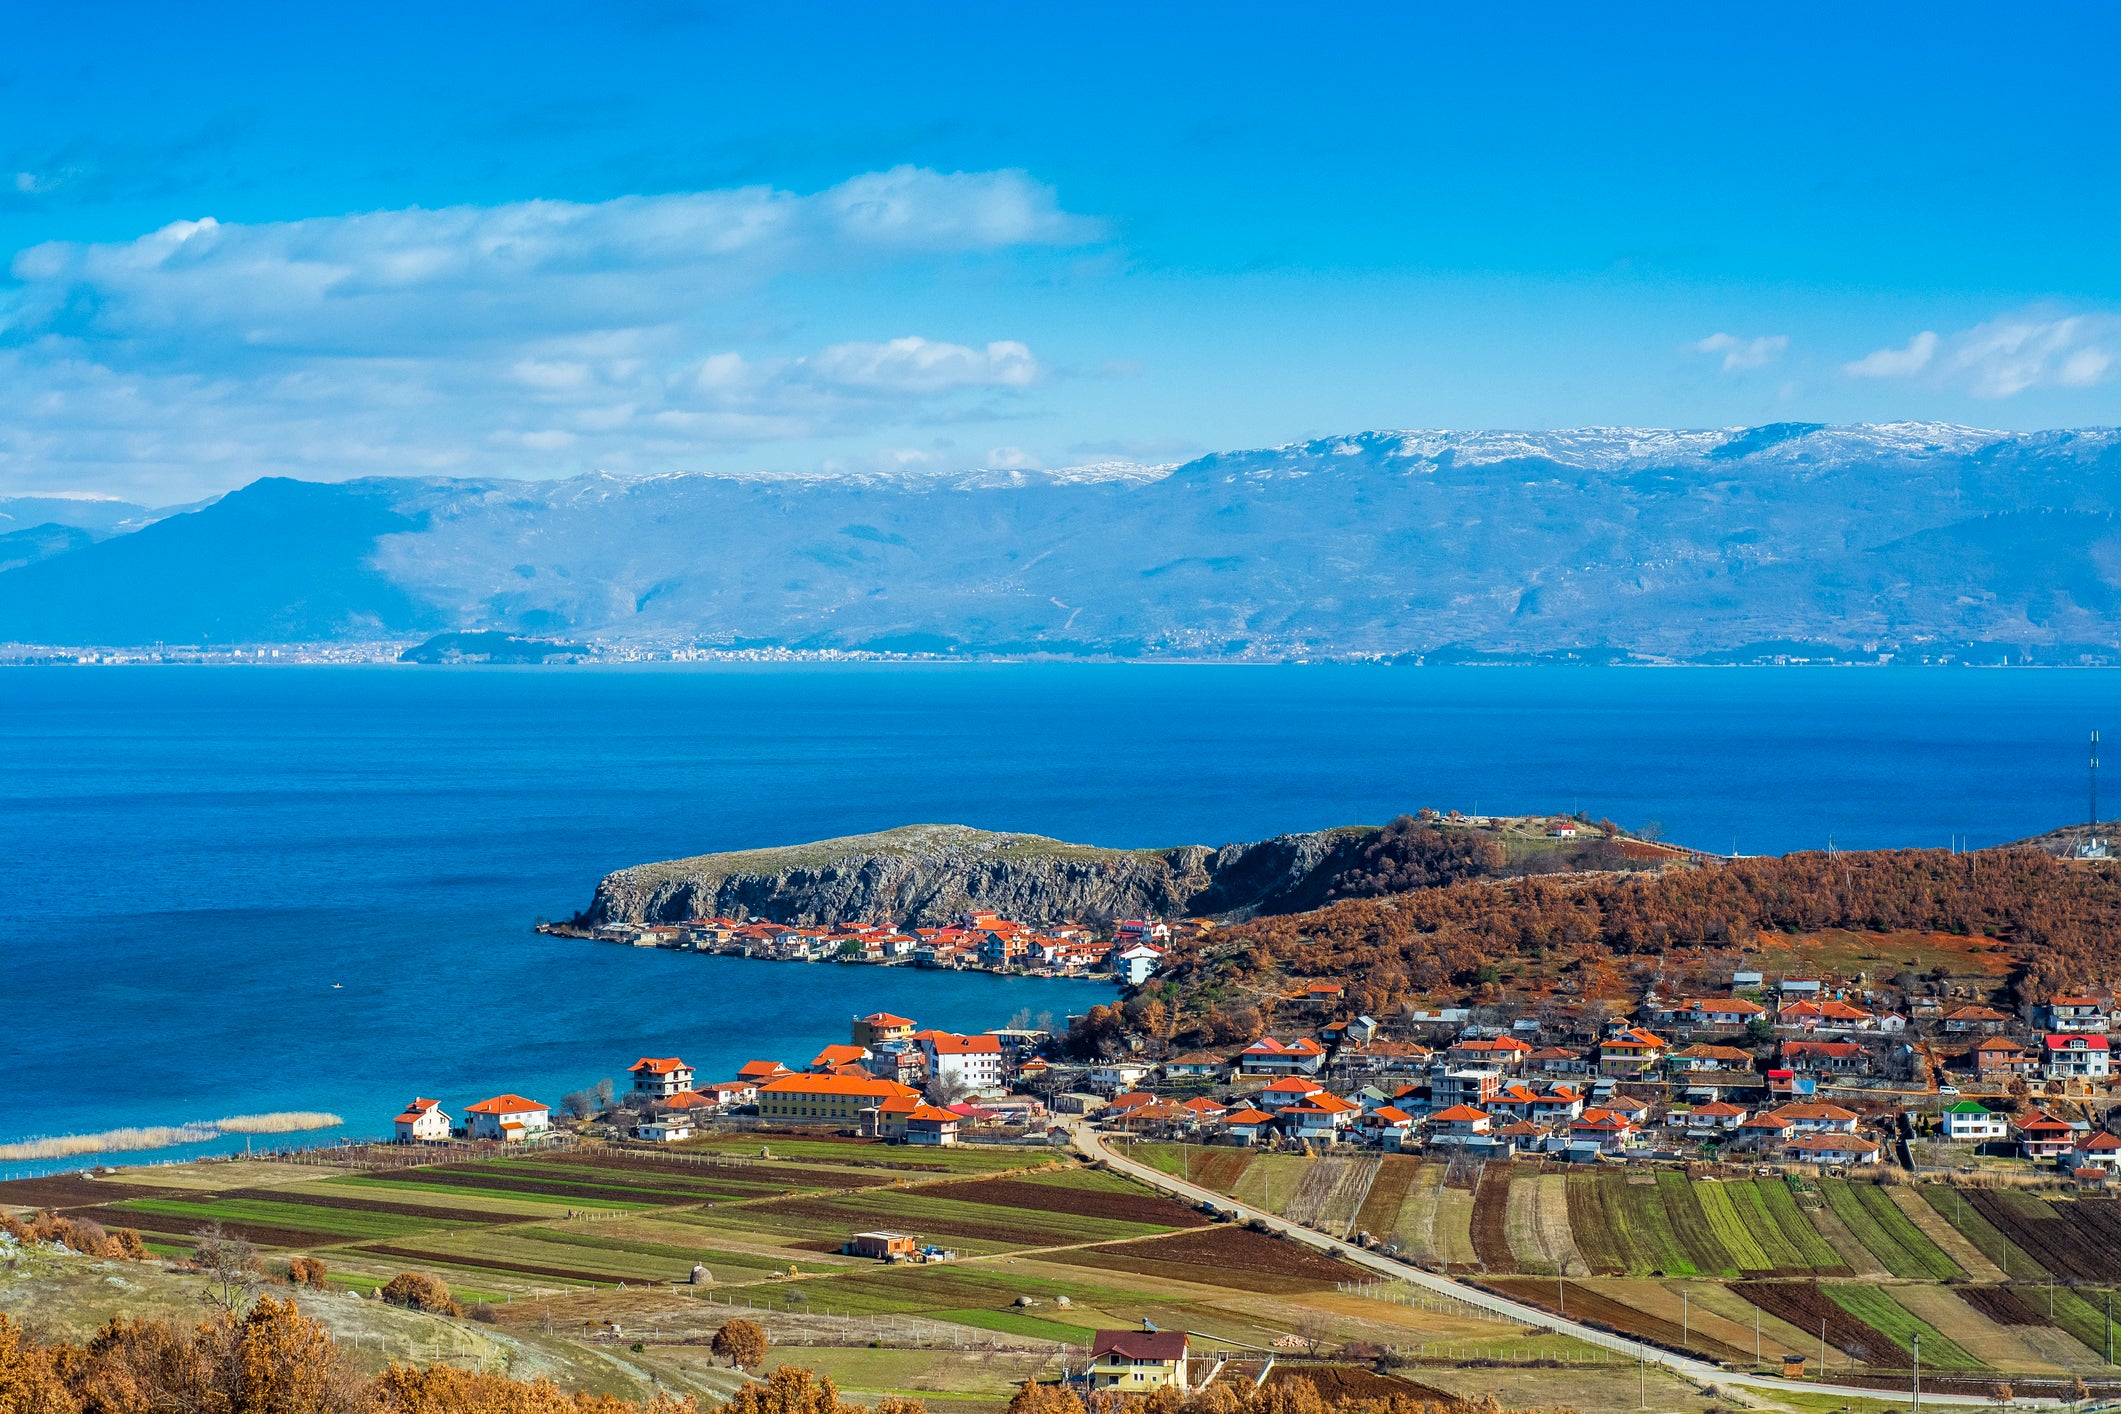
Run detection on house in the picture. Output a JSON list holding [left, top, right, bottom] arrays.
[[1550, 820, 1579, 838], [2043, 1033, 2111, 1080], [635, 1117, 693, 1143], [1104, 1091, 1160, 1118], [1237, 1037, 1326, 1076], [696, 1079, 759, 1109], [1113, 944, 1165, 986], [1739, 1112, 1795, 1144], [1783, 1133, 1881, 1166], [464, 1095, 551, 1142], [915, 1032, 1009, 1094], [811, 1044, 873, 1072], [2070, 1131, 2121, 1170], [1568, 1108, 1639, 1153], [903, 1103, 961, 1145], [847, 1230, 919, 1260], [1597, 1028, 1667, 1077], [1780, 1040, 1868, 1074], [1255, 1075, 1328, 1110], [628, 1057, 697, 1100], [1115, 919, 1172, 947], [1525, 1046, 1591, 1074], [1650, 997, 1768, 1029], [1162, 1051, 1228, 1079], [1222, 1107, 1277, 1144], [1971, 1037, 2038, 1078], [736, 1060, 792, 1084], [1426, 1104, 1493, 1143], [1363, 1105, 1416, 1149], [1432, 1068, 1502, 1110], [865, 1093, 923, 1140], [1941, 1005, 2011, 1035], [2042, 996, 2110, 1033], [1939, 1100, 2009, 1143], [393, 1098, 451, 1143], [755, 1073, 922, 1124], [2017, 1111, 2078, 1160], [1774, 1102, 1860, 1134], [1776, 1000, 1876, 1033], [1340, 1040, 1433, 1073], [1684, 1101, 1749, 1133], [1668, 1043, 1756, 1074], [1089, 1061, 1154, 1091], [1447, 1036, 1533, 1071], [1176, 1097, 1228, 1128], [1088, 1330, 1189, 1392]]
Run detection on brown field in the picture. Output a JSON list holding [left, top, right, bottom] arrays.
[[1187, 1151, 1255, 1194], [0, 1176, 173, 1209], [1469, 1169, 1517, 1273], [1265, 1366, 1453, 1401], [375, 1167, 705, 1205], [220, 1188, 508, 1225], [1069, 1226, 1363, 1291], [917, 1178, 1207, 1227], [1964, 1191, 2121, 1284], [1353, 1157, 1418, 1238], [1732, 1282, 1896, 1364], [739, 1196, 1082, 1248], [1485, 1278, 1751, 1364], [1958, 1285, 2046, 1326]]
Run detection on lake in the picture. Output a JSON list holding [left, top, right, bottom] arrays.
[[2, 663, 2114, 1172]]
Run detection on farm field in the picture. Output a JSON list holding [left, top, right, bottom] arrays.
[[1126, 1144, 2121, 1384]]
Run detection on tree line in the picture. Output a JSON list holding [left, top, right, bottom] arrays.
[[1150, 845, 2121, 1031]]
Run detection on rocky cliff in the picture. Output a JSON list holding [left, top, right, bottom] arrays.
[[576, 823, 1383, 928]]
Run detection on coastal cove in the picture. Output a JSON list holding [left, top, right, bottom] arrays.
[[4, 662, 2119, 1176]]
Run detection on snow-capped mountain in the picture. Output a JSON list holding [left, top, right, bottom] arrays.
[[6, 422, 2121, 657]]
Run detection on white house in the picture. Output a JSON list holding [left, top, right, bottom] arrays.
[[636, 1117, 694, 1143], [1783, 1133, 1881, 1166], [2042, 996, 2111, 1033], [915, 1031, 1009, 1095], [1237, 1037, 1327, 1076], [628, 1056, 697, 1100], [1114, 944, 1165, 986], [2043, 1033, 2111, 1080], [1222, 1107, 1276, 1144], [1088, 1060, 1154, 1091], [464, 1094, 551, 1142], [393, 1098, 451, 1143], [1940, 1101, 2009, 1143]]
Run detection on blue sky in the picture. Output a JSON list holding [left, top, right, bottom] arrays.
[[2, 2, 2117, 500]]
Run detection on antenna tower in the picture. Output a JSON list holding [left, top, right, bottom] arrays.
[[2082, 730, 2108, 860]]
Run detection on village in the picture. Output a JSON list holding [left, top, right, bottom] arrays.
[[395, 924, 2118, 1184], [555, 910, 1187, 982]]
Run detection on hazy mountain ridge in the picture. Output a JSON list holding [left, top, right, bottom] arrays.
[[6, 422, 2121, 656]]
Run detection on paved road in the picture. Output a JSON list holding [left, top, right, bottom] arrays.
[[1071, 1123, 2051, 1409]]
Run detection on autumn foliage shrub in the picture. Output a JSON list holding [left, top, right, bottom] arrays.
[[289, 1256, 330, 1289], [380, 1272, 463, 1317], [0, 1208, 146, 1260], [709, 1318, 767, 1370]]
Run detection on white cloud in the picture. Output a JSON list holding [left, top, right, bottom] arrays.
[[1694, 332, 1788, 372], [1844, 330, 1938, 379], [0, 168, 1098, 498], [806, 338, 1038, 393], [1844, 314, 2114, 397]]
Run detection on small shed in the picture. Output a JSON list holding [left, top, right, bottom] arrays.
[[846, 1230, 919, 1260]]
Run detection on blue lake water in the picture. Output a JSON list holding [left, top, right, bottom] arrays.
[[2, 663, 2116, 1174]]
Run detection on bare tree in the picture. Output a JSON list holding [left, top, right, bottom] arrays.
[[593, 1077, 615, 1110], [1292, 1308, 1336, 1358], [192, 1222, 261, 1312], [925, 1074, 973, 1107]]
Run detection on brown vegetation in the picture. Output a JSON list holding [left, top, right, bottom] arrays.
[[1162, 847, 2121, 1024], [288, 1256, 330, 1290], [0, 1208, 145, 1261], [1732, 1282, 1897, 1364], [379, 1272, 463, 1318], [710, 1319, 767, 1371], [915, 1178, 1208, 1227], [0, 1301, 705, 1414], [1005, 1373, 1568, 1414]]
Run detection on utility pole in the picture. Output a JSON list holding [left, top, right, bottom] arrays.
[[1911, 1330, 1920, 1414], [1639, 1343, 1646, 1408]]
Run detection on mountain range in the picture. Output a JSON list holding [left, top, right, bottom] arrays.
[[5, 421, 2121, 659]]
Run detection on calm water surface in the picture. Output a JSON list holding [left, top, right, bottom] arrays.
[[2, 663, 2114, 1171]]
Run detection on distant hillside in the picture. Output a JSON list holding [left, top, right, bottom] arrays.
[[578, 815, 1653, 928], [1136, 843, 2121, 1040], [8, 423, 2121, 656]]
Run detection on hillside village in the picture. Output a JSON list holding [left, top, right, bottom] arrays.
[[393, 929, 2117, 1185], [559, 910, 1187, 982]]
